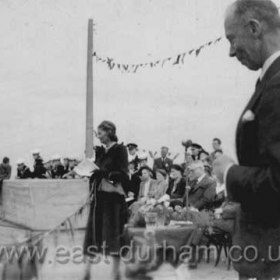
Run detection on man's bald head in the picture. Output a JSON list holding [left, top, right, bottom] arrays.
[[230, 0, 280, 30], [225, 0, 280, 70]]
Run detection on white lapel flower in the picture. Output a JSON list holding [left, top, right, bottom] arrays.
[[242, 110, 255, 123]]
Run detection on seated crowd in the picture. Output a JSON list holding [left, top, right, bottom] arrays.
[[126, 138, 231, 269], [126, 138, 225, 213], [0, 150, 81, 180]]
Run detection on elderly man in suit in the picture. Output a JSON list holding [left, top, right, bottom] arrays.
[[186, 161, 216, 211], [213, 0, 280, 278], [153, 146, 173, 174]]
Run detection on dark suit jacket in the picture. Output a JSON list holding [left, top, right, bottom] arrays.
[[226, 56, 280, 277], [166, 178, 186, 199], [17, 165, 33, 179], [187, 175, 216, 211], [153, 157, 173, 173]]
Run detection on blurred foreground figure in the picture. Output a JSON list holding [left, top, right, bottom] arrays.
[[214, 0, 280, 278]]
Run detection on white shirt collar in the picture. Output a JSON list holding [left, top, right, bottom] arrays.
[[197, 173, 206, 184], [105, 142, 117, 152], [260, 50, 280, 81]]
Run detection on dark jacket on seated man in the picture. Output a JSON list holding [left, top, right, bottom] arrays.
[[166, 177, 186, 207], [186, 174, 216, 211], [17, 165, 33, 179]]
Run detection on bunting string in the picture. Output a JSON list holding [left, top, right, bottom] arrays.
[[93, 36, 223, 73]]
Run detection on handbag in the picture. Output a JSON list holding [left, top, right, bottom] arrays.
[[98, 178, 125, 196]]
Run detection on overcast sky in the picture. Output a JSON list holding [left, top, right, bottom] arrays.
[[1, 0, 279, 169]]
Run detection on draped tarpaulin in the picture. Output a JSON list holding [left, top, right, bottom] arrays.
[[0, 179, 89, 231]]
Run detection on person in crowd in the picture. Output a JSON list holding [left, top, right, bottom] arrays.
[[199, 150, 209, 161], [213, 1, 280, 278], [153, 146, 173, 174], [16, 159, 32, 179], [166, 164, 186, 206], [62, 157, 78, 179], [127, 143, 139, 171], [186, 161, 216, 211], [210, 138, 223, 162], [63, 157, 70, 174], [153, 169, 169, 200], [0, 157, 11, 181], [83, 121, 128, 280], [213, 149, 223, 159], [137, 152, 150, 168], [128, 166, 157, 217], [212, 181, 227, 209], [203, 163, 213, 177], [137, 166, 156, 201], [182, 139, 193, 152], [212, 138, 222, 153], [126, 161, 141, 206], [199, 152, 213, 176], [51, 155, 64, 179], [32, 149, 46, 178], [182, 152, 194, 180], [44, 159, 53, 178], [190, 143, 203, 160]]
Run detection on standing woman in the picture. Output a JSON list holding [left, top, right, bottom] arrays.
[[84, 121, 129, 280]]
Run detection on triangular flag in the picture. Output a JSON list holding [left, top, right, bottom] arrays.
[[215, 37, 222, 43], [107, 58, 115, 70], [181, 53, 186, 64], [195, 47, 202, 57], [173, 54, 181, 65]]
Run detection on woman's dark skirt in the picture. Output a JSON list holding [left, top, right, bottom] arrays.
[[83, 190, 128, 257]]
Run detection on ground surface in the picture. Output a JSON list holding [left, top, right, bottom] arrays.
[[1, 229, 238, 280]]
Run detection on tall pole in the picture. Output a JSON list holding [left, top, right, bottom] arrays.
[[85, 19, 94, 158]]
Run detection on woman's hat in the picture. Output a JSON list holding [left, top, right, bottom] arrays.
[[170, 164, 183, 174], [139, 166, 154, 177], [155, 168, 167, 178]]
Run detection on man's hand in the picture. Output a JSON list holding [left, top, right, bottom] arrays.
[[213, 155, 235, 184]]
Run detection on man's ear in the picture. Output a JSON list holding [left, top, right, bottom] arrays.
[[248, 19, 262, 37]]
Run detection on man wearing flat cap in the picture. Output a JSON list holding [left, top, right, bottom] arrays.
[[213, 0, 280, 278]]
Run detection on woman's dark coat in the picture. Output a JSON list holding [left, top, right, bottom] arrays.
[[84, 143, 129, 255]]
